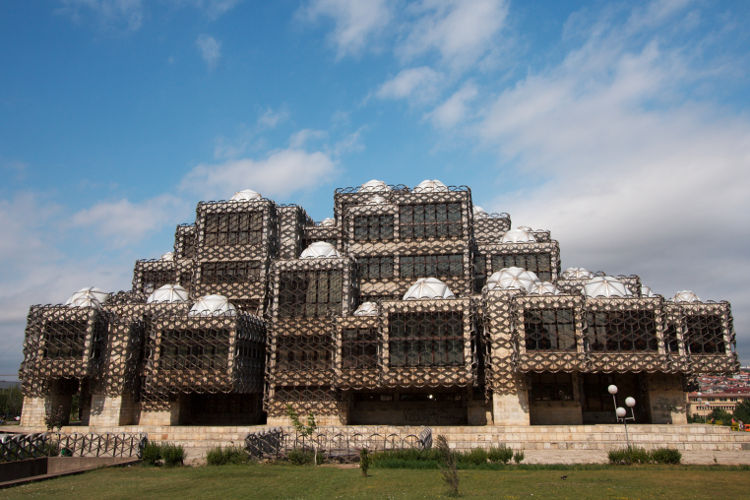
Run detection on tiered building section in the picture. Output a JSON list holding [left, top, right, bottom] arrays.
[[19, 180, 739, 427]]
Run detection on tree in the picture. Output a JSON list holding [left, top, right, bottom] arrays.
[[436, 435, 459, 497], [733, 399, 750, 424], [286, 404, 318, 465], [708, 407, 733, 425], [0, 386, 23, 418]]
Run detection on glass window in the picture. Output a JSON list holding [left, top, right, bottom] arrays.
[[201, 261, 261, 284], [204, 211, 263, 246], [399, 203, 463, 239], [358, 256, 394, 280], [278, 270, 343, 317], [400, 254, 464, 279], [388, 312, 464, 367], [354, 215, 394, 241], [342, 328, 379, 369], [524, 308, 576, 351], [584, 310, 658, 352], [492, 253, 553, 281], [159, 329, 230, 370], [685, 315, 725, 354]]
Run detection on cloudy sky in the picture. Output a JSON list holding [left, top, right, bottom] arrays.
[[1, 0, 749, 376]]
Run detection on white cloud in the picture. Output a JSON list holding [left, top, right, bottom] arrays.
[[178, 0, 242, 20], [427, 82, 478, 128], [472, 1, 750, 361], [180, 148, 338, 200], [257, 107, 290, 129], [376, 66, 442, 102], [196, 34, 221, 70], [0, 193, 133, 374], [69, 194, 187, 247], [289, 129, 328, 149], [300, 0, 393, 58], [58, 0, 144, 31], [398, 0, 509, 69]]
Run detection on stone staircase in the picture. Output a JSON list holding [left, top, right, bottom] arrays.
[[430, 424, 750, 452]]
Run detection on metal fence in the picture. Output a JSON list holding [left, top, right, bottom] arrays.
[[0, 432, 147, 462], [244, 426, 432, 459]]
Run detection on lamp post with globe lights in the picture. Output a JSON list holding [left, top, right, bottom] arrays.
[[608, 385, 636, 449]]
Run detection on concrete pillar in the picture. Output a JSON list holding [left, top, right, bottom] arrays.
[[20, 396, 46, 428], [88, 394, 139, 426], [492, 390, 530, 425], [646, 373, 687, 424]]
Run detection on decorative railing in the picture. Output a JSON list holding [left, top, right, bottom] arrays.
[[244, 426, 432, 459], [0, 432, 147, 462]]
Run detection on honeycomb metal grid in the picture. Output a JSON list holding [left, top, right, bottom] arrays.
[[174, 224, 196, 260], [131, 259, 177, 295], [194, 198, 278, 261], [478, 240, 561, 284], [139, 310, 266, 411], [19, 305, 109, 397]]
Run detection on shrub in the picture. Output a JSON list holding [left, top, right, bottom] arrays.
[[458, 448, 488, 466], [161, 443, 185, 467], [488, 445, 513, 464], [141, 442, 162, 466], [651, 448, 681, 464], [370, 449, 440, 469], [359, 448, 370, 477], [513, 450, 525, 464], [608, 447, 650, 465], [206, 446, 249, 465], [288, 448, 323, 465]]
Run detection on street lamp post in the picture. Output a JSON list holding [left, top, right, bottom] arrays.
[[608, 384, 636, 449]]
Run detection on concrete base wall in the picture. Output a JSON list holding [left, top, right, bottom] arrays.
[[139, 401, 180, 426], [647, 373, 688, 424], [530, 401, 583, 425], [267, 415, 346, 427]]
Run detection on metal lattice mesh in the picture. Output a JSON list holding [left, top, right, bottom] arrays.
[[17, 182, 741, 426]]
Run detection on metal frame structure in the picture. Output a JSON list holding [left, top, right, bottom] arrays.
[[18, 181, 739, 427]]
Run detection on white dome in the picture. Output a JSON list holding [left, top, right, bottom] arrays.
[[65, 287, 110, 309], [147, 284, 189, 304], [487, 267, 540, 293], [403, 277, 455, 300], [231, 189, 262, 201], [530, 281, 560, 295], [641, 285, 657, 298], [160, 251, 174, 261], [501, 228, 536, 243], [358, 179, 391, 193], [561, 267, 594, 280], [189, 294, 236, 316], [413, 179, 448, 193], [673, 290, 701, 303], [583, 276, 632, 298], [319, 218, 335, 227], [366, 195, 387, 205], [300, 241, 340, 259], [473, 205, 488, 218], [353, 301, 378, 316]]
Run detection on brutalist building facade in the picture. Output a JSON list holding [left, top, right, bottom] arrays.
[[18, 180, 739, 427]]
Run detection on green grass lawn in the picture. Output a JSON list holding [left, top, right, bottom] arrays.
[[5, 464, 750, 499]]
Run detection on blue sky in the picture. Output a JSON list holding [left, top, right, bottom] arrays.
[[1, 0, 750, 376]]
